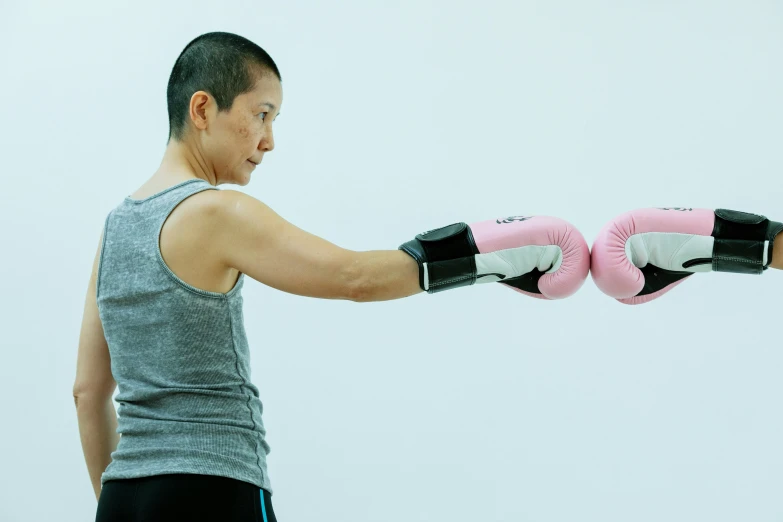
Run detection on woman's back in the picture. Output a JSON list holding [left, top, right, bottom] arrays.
[[97, 179, 272, 492]]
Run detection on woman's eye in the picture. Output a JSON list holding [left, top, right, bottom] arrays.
[[259, 112, 268, 121]]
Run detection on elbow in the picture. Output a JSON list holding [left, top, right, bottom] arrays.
[[73, 392, 110, 408], [343, 255, 372, 302], [73, 383, 116, 404], [346, 275, 372, 302]]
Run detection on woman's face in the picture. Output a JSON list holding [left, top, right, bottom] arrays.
[[195, 73, 283, 186]]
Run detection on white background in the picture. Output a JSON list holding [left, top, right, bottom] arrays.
[[2, 1, 782, 521]]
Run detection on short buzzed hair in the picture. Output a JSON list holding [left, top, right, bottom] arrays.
[[166, 31, 281, 142]]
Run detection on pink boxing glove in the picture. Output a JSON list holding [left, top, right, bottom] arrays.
[[400, 215, 590, 299], [590, 207, 783, 305]]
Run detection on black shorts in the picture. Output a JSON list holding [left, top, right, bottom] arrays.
[[95, 474, 277, 522]]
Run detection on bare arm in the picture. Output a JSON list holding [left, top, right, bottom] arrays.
[[345, 249, 423, 301], [74, 396, 119, 501], [771, 231, 783, 270], [211, 190, 422, 302]]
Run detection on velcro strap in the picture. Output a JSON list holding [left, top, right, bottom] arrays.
[[426, 257, 478, 293], [713, 209, 769, 240], [415, 223, 477, 261], [712, 239, 766, 274], [713, 208, 783, 272], [399, 222, 480, 293]]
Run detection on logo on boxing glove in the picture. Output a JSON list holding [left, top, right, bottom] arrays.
[[496, 216, 533, 224], [658, 207, 693, 212]]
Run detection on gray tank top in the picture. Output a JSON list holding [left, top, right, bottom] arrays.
[[97, 179, 272, 494]]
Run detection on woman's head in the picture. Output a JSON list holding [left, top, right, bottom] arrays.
[[165, 32, 282, 186]]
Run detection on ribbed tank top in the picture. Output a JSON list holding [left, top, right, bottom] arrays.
[[97, 179, 272, 494]]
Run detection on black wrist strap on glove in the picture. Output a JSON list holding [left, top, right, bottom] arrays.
[[399, 222, 480, 293], [712, 209, 783, 274]]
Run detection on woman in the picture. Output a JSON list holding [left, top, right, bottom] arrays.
[[73, 31, 592, 522]]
